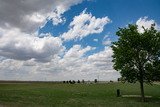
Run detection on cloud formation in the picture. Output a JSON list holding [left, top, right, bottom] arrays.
[[0, 0, 121, 81], [0, 0, 83, 62], [0, 28, 63, 62], [136, 17, 160, 33], [0, 45, 120, 81], [0, 0, 83, 32], [62, 9, 111, 41]]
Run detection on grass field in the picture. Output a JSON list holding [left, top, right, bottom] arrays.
[[0, 82, 159, 107]]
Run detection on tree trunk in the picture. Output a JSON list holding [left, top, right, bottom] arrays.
[[136, 50, 145, 102], [138, 61, 145, 102], [139, 67, 145, 102], [140, 79, 145, 102]]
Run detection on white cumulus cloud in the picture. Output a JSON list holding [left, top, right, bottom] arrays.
[[64, 45, 93, 58], [136, 17, 160, 33], [0, 45, 120, 81], [0, 0, 120, 81], [0, 0, 83, 32], [0, 0, 84, 62], [0, 28, 64, 62], [62, 9, 111, 41]]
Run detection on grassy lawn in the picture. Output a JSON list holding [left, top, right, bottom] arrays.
[[0, 82, 159, 107]]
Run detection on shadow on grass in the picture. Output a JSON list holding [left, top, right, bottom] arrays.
[[144, 97, 160, 103], [122, 95, 160, 103]]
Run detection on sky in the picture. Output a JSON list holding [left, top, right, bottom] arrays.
[[0, 0, 160, 81]]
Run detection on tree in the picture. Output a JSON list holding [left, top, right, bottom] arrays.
[[72, 80, 76, 84], [77, 80, 80, 83], [94, 79, 98, 83], [112, 24, 160, 102], [82, 79, 85, 84], [69, 80, 72, 84], [66, 81, 69, 84]]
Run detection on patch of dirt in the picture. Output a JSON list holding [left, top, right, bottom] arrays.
[[122, 95, 152, 98]]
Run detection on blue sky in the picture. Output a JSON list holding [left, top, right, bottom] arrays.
[[39, 0, 160, 54], [0, 0, 159, 81]]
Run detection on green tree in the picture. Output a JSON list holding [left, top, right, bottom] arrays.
[[94, 79, 98, 83], [77, 80, 80, 83], [112, 24, 160, 102]]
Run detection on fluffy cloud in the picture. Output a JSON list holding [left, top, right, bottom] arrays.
[[136, 17, 160, 33], [58, 45, 94, 72], [0, 1, 120, 81], [64, 45, 93, 58], [0, 0, 83, 32], [0, 28, 64, 62], [88, 47, 113, 70], [62, 9, 111, 41], [43, 46, 120, 81], [0, 45, 120, 81], [0, 0, 84, 62]]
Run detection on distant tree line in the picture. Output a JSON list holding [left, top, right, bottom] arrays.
[[62, 79, 98, 84]]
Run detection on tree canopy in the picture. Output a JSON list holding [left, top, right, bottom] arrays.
[[112, 24, 160, 101]]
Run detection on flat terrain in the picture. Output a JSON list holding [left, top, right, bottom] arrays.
[[0, 82, 159, 107]]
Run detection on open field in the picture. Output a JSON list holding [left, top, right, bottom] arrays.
[[0, 82, 159, 107]]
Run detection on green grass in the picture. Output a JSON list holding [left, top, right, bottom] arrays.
[[0, 82, 159, 107]]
